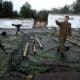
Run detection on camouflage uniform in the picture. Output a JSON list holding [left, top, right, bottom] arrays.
[[56, 20, 72, 53]]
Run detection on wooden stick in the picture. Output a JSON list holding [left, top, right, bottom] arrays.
[[23, 42, 29, 57]]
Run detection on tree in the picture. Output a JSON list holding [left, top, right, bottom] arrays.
[[36, 10, 48, 22], [77, 0, 80, 2], [20, 5, 31, 18], [0, 1, 19, 18], [49, 8, 59, 14], [60, 5, 69, 14], [0, 2, 3, 17], [24, 2, 31, 9], [2, 1, 13, 17], [20, 4, 36, 18], [13, 11, 19, 18], [31, 9, 37, 19], [73, 0, 80, 14]]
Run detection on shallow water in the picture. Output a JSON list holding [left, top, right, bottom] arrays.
[[0, 15, 80, 29], [48, 14, 80, 28], [0, 19, 34, 29]]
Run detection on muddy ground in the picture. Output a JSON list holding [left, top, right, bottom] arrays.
[[0, 28, 80, 80]]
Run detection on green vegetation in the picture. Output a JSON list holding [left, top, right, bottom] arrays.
[[19, 3, 48, 21], [49, 0, 80, 14], [73, 0, 80, 14], [0, 1, 18, 18], [0, 0, 80, 18], [20, 5, 36, 19], [36, 10, 48, 22]]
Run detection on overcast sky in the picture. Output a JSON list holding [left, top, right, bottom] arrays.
[[4, 0, 76, 11]]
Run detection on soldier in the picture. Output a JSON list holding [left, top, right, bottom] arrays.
[[56, 16, 72, 59]]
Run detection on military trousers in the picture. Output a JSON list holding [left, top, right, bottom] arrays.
[[59, 36, 67, 53]]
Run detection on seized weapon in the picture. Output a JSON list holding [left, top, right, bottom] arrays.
[[36, 37, 43, 49], [33, 45, 36, 54], [0, 42, 8, 55], [12, 24, 32, 40], [23, 42, 30, 57], [32, 39, 37, 54]]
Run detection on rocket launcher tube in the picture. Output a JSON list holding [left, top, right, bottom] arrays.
[[23, 42, 29, 57], [33, 45, 36, 54], [36, 37, 43, 49]]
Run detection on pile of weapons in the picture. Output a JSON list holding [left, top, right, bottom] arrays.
[[23, 36, 43, 57]]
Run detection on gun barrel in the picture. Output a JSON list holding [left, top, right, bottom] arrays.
[[36, 37, 43, 49], [33, 45, 36, 54], [23, 42, 29, 57]]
